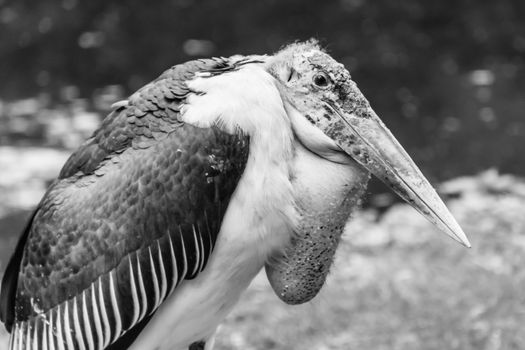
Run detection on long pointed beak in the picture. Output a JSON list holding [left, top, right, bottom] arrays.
[[322, 101, 471, 248]]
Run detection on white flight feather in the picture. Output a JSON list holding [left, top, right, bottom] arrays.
[[46, 311, 54, 350], [167, 233, 179, 295], [135, 252, 148, 322], [90, 286, 103, 350], [42, 319, 48, 350], [72, 297, 86, 350], [127, 256, 140, 328], [63, 303, 74, 350], [31, 320, 38, 350], [156, 240, 168, 304], [97, 280, 111, 348], [148, 247, 160, 312], [24, 322, 30, 350], [55, 305, 66, 350], [108, 272, 122, 344], [82, 292, 94, 350]]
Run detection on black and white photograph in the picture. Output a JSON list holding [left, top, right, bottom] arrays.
[[0, 1, 524, 349]]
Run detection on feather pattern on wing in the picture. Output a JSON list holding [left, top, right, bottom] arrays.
[[0, 57, 250, 349]]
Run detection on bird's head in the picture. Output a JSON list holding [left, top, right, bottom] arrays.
[[182, 40, 469, 247], [268, 41, 469, 247]]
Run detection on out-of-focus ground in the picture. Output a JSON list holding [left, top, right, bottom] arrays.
[[1, 118, 525, 348]]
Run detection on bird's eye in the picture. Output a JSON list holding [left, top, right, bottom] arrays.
[[312, 72, 330, 88], [287, 68, 295, 82]]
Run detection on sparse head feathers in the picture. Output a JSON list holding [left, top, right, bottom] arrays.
[[274, 39, 324, 61], [271, 40, 351, 91], [263, 41, 363, 138]]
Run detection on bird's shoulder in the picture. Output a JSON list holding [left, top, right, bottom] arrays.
[[59, 56, 237, 179]]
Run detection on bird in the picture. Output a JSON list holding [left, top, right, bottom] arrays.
[[0, 40, 470, 350]]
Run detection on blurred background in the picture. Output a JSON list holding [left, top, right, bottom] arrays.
[[1, 0, 525, 349]]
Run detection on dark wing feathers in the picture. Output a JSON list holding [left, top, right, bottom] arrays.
[[58, 55, 234, 180], [0, 210, 38, 334], [0, 56, 250, 349], [59, 108, 134, 179]]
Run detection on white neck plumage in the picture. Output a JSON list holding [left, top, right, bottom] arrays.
[[181, 62, 299, 261]]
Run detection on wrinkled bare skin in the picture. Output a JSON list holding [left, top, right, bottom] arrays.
[[265, 143, 369, 304]]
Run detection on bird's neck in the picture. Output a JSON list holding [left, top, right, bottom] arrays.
[[218, 111, 297, 267], [181, 63, 299, 267]]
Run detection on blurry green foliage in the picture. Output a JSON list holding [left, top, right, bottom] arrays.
[[0, 0, 524, 179]]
